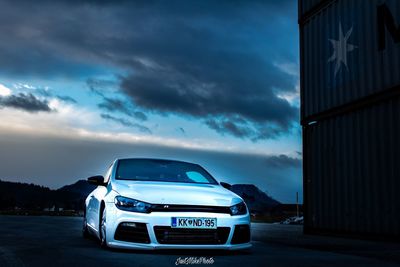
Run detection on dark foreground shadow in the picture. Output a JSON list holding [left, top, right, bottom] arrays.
[[85, 235, 252, 256], [108, 247, 253, 256]]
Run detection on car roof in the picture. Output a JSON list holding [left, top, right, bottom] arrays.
[[115, 158, 198, 165]]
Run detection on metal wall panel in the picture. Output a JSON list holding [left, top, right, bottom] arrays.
[[304, 95, 400, 237], [301, 0, 400, 119], [300, 0, 331, 18]]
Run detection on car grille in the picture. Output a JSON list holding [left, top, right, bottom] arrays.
[[114, 222, 150, 243], [150, 204, 231, 214], [154, 226, 230, 245], [231, 224, 250, 244]]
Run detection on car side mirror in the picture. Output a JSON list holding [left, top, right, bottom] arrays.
[[87, 175, 105, 186], [220, 182, 232, 190]]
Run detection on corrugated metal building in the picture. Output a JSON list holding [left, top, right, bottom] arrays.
[[299, 0, 400, 238]]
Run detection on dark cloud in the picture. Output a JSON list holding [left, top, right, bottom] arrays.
[[98, 97, 131, 115], [206, 118, 252, 139], [205, 117, 290, 141], [56, 95, 77, 104], [18, 0, 132, 5], [178, 127, 185, 134], [113, 1, 298, 140], [0, 93, 52, 113], [116, 13, 298, 139], [132, 111, 147, 121], [30, 87, 77, 104], [98, 97, 147, 121], [100, 113, 151, 134], [86, 78, 117, 97], [0, 0, 298, 140], [266, 154, 302, 168], [87, 79, 148, 121]]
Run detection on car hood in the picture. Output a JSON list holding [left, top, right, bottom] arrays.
[[111, 180, 242, 206]]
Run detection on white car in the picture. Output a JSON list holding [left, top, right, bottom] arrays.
[[83, 158, 251, 250]]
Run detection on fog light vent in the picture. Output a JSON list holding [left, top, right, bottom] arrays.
[[114, 222, 150, 243], [231, 224, 250, 244]]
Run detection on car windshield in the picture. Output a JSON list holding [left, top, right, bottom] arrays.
[[116, 159, 218, 184]]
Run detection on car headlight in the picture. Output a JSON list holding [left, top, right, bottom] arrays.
[[230, 201, 247, 215], [114, 196, 152, 213]]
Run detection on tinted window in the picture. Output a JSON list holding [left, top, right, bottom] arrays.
[[116, 159, 218, 184]]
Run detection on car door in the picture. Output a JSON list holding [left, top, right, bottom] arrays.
[[86, 188, 100, 231], [91, 164, 113, 232], [86, 164, 113, 232]]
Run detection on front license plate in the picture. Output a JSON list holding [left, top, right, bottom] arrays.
[[171, 217, 217, 229]]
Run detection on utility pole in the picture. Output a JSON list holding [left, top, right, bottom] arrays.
[[296, 191, 299, 218]]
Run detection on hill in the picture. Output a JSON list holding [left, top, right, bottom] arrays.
[[0, 179, 96, 212], [0, 180, 279, 214], [230, 184, 280, 213], [57, 180, 96, 197], [0, 180, 53, 210]]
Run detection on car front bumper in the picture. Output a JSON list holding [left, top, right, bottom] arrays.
[[105, 202, 252, 250]]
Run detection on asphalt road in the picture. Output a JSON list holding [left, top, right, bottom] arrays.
[[0, 216, 398, 267]]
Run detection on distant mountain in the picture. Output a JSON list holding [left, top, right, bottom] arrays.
[[57, 180, 96, 197], [0, 179, 95, 211], [0, 180, 53, 210], [0, 180, 279, 214], [230, 184, 280, 213]]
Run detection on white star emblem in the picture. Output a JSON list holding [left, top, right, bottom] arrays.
[[328, 23, 357, 77]]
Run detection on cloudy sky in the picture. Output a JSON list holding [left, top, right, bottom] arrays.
[[0, 0, 301, 203]]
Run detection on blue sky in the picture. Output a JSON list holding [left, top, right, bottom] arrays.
[[0, 0, 301, 203]]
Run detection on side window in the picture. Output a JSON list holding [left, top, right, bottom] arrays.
[[103, 164, 113, 184]]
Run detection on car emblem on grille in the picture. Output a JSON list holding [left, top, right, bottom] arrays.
[[164, 205, 169, 209]]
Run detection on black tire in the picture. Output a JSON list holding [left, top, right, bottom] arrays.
[[99, 207, 108, 248], [82, 211, 90, 239]]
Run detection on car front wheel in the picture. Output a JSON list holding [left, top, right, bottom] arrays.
[[82, 214, 90, 238], [99, 207, 107, 248]]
